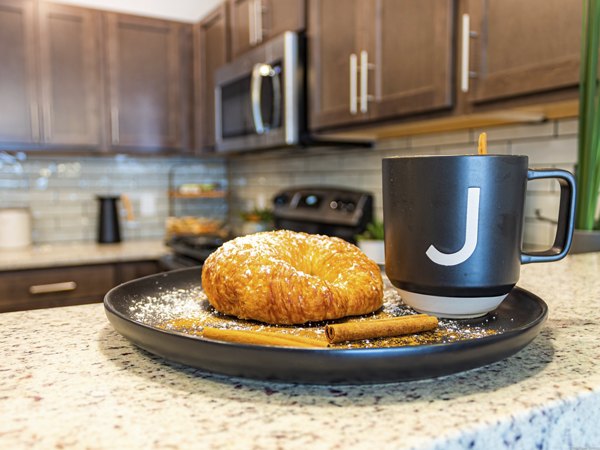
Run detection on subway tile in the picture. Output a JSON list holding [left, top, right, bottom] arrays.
[[375, 137, 410, 151], [361, 170, 383, 190], [382, 146, 437, 158], [522, 219, 555, 249], [306, 153, 341, 172], [339, 153, 384, 171], [557, 118, 579, 136], [410, 130, 472, 148], [525, 177, 556, 193], [292, 173, 325, 186], [512, 137, 578, 165], [474, 121, 555, 142], [523, 192, 560, 221]]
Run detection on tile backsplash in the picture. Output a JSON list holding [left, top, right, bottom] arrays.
[[0, 154, 227, 244], [229, 118, 580, 250], [0, 117, 581, 249]]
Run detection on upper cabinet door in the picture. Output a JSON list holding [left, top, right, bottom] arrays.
[[467, 0, 582, 104], [104, 13, 187, 151], [230, 0, 305, 58], [308, 0, 366, 130], [194, 3, 229, 152], [263, 0, 305, 38], [0, 0, 40, 146], [230, 0, 254, 58], [370, 0, 454, 120], [38, 2, 102, 148]]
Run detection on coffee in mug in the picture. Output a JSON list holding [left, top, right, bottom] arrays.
[[382, 155, 576, 318]]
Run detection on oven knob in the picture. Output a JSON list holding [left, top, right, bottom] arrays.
[[274, 194, 289, 206], [344, 202, 356, 212]]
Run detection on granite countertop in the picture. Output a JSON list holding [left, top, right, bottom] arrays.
[[0, 240, 169, 271], [1, 253, 600, 449]]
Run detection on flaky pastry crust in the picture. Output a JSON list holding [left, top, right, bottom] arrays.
[[201, 230, 384, 324]]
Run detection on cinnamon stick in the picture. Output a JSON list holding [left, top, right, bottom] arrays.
[[478, 132, 488, 155], [325, 314, 438, 344], [202, 327, 329, 348]]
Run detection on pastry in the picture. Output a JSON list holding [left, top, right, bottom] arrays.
[[201, 230, 383, 324]]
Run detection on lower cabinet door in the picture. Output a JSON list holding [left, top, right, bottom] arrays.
[[0, 264, 115, 312]]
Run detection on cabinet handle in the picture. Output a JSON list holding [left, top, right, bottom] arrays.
[[461, 13, 471, 93], [249, 0, 255, 45], [360, 51, 375, 113], [349, 53, 358, 114], [254, 0, 263, 44], [111, 106, 119, 144], [31, 101, 40, 143], [29, 281, 77, 295]]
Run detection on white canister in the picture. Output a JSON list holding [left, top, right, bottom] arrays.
[[0, 208, 32, 249]]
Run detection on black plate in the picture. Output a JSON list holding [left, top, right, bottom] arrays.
[[104, 267, 548, 385]]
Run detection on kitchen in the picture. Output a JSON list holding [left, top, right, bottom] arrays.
[[1, 0, 599, 448]]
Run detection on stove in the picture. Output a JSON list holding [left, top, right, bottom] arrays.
[[273, 186, 373, 243], [160, 234, 228, 270], [160, 186, 374, 270]]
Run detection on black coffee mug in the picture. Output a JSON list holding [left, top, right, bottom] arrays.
[[382, 155, 576, 318]]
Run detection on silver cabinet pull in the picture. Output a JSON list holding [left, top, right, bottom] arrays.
[[360, 50, 374, 113], [249, 0, 255, 45], [31, 101, 41, 143], [29, 281, 77, 295], [110, 106, 119, 144], [461, 13, 471, 93], [349, 53, 358, 114], [254, 0, 263, 44]]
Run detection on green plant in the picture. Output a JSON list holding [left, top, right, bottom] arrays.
[[575, 0, 600, 230], [356, 220, 385, 241], [240, 208, 273, 223]]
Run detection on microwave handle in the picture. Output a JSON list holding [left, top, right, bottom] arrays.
[[251, 64, 266, 134], [270, 68, 281, 132], [251, 63, 281, 134]]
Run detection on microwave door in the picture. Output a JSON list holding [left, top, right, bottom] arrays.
[[251, 63, 282, 136], [215, 31, 298, 152]]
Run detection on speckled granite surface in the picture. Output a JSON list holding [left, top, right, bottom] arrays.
[[0, 240, 168, 271], [1, 254, 600, 449]]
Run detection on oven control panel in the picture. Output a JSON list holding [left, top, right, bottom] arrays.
[[272, 187, 373, 228]]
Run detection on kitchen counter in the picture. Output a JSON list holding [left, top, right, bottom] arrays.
[[0, 240, 168, 271], [1, 253, 600, 450]]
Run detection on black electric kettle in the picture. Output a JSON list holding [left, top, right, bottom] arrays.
[[96, 195, 134, 244], [97, 196, 121, 243]]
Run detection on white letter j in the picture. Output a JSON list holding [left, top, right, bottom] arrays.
[[425, 187, 480, 266]]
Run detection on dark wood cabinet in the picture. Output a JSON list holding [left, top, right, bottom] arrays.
[[263, 0, 305, 42], [113, 260, 160, 285], [0, 260, 161, 313], [309, 0, 454, 130], [308, 0, 364, 129], [0, 3, 193, 153], [368, 0, 454, 121], [104, 13, 191, 152], [38, 2, 103, 148], [0, 264, 115, 312], [0, 0, 39, 146], [229, 0, 305, 58], [230, 0, 254, 57], [464, 0, 582, 105], [194, 3, 229, 152]]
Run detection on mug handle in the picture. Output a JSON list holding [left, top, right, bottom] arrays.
[[521, 169, 577, 264]]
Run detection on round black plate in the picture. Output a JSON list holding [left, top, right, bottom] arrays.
[[104, 267, 548, 385]]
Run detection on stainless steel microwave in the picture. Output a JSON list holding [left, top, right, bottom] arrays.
[[214, 32, 303, 153]]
